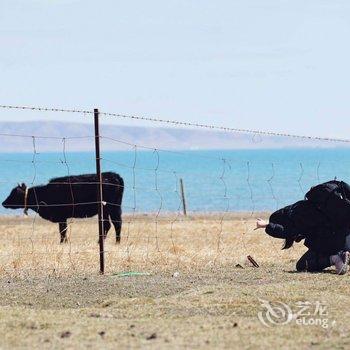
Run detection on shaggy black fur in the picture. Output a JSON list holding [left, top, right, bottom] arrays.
[[2, 172, 124, 243]]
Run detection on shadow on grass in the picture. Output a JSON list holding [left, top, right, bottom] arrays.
[[286, 269, 336, 275]]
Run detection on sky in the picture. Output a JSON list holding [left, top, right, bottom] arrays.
[[1, 0, 350, 138]]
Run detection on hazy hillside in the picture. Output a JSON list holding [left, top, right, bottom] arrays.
[[0, 121, 340, 152]]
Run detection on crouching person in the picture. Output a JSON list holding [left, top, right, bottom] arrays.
[[256, 200, 350, 275]]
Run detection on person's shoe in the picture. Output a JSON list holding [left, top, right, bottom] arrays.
[[331, 251, 350, 275]]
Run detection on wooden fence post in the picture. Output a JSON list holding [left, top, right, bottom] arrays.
[[179, 178, 187, 216]]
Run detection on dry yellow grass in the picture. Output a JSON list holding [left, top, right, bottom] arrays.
[[0, 213, 302, 277], [0, 214, 350, 349]]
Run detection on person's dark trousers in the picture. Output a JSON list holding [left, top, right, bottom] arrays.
[[296, 250, 331, 272]]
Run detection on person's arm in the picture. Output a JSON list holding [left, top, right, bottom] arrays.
[[256, 218, 298, 240], [256, 219, 286, 236]]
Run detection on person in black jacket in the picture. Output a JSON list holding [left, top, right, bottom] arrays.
[[255, 200, 350, 274]]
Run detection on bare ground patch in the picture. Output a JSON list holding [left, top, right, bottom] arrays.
[[0, 216, 349, 349]]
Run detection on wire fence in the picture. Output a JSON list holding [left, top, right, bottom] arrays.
[[0, 104, 349, 277]]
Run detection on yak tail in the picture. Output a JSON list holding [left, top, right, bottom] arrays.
[[118, 175, 124, 195]]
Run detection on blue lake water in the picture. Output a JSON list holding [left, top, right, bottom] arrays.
[[1, 148, 350, 214]]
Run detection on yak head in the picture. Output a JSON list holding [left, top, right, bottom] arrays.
[[2, 183, 27, 209]]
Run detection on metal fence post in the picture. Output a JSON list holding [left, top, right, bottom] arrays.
[[179, 178, 187, 216], [94, 108, 105, 274]]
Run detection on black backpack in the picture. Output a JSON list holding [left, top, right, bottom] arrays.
[[305, 180, 350, 228]]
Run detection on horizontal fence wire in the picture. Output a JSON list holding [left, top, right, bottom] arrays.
[[1, 104, 350, 143], [0, 104, 348, 277]]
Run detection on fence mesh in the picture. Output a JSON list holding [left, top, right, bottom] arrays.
[[0, 105, 349, 277]]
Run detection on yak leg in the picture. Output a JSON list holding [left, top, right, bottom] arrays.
[[103, 214, 111, 240], [59, 222, 68, 243], [108, 205, 122, 244]]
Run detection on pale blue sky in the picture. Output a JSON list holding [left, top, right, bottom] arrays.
[[1, 0, 350, 138]]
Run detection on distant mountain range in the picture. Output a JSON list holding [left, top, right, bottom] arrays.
[[0, 121, 343, 152]]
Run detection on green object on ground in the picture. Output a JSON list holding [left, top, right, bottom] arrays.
[[113, 272, 151, 277]]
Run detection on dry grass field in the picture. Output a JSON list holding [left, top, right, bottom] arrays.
[[0, 214, 349, 349]]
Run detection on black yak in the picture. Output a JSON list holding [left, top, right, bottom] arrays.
[[2, 172, 124, 243]]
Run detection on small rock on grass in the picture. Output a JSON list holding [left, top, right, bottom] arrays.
[[146, 333, 157, 340], [60, 331, 71, 339]]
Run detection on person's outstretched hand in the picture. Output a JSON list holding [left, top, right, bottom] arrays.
[[255, 218, 268, 230]]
